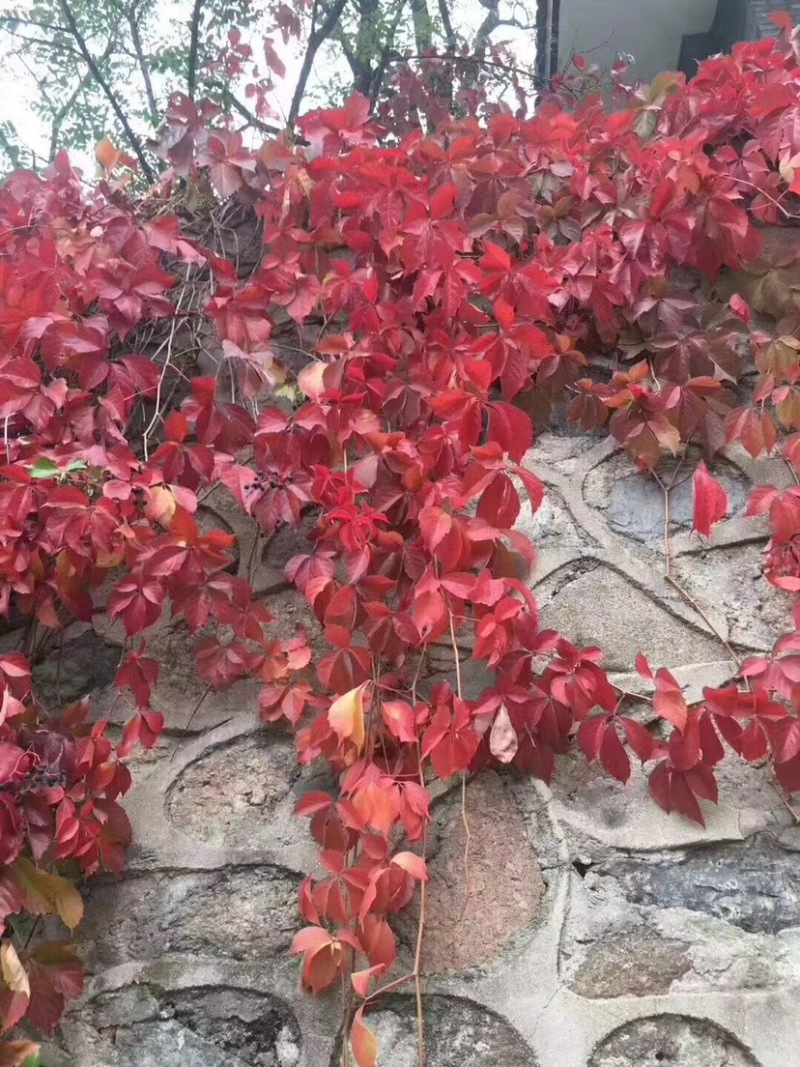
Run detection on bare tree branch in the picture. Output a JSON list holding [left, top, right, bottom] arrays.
[[474, 0, 500, 63], [187, 0, 203, 99], [369, 0, 409, 104], [128, 1, 158, 125], [0, 26, 83, 59], [409, 0, 433, 54], [49, 36, 116, 159], [56, 0, 156, 182], [288, 0, 350, 126], [437, 0, 456, 52], [224, 91, 284, 136]]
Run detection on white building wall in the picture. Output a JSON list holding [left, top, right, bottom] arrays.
[[557, 0, 719, 83]]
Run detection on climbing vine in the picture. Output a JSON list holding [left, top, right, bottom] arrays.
[[4, 12, 800, 1065]]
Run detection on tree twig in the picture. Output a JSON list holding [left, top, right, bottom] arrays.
[[288, 0, 350, 126], [128, 0, 158, 125], [437, 0, 456, 52], [187, 0, 203, 99], [56, 0, 156, 182], [224, 90, 286, 137]]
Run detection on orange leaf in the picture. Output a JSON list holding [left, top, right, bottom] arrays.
[[328, 684, 368, 753], [95, 136, 118, 170], [351, 965, 383, 998], [290, 926, 334, 956], [290, 927, 344, 993], [352, 782, 396, 836], [351, 1007, 379, 1067]]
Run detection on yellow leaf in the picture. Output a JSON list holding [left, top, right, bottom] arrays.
[[0, 943, 29, 997], [12, 858, 84, 931], [780, 150, 800, 188], [327, 684, 368, 753], [648, 70, 681, 103], [145, 485, 177, 525]]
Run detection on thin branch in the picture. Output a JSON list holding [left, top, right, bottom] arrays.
[[368, 0, 409, 105], [0, 15, 69, 33], [56, 0, 156, 182], [224, 90, 285, 136], [187, 0, 203, 99], [390, 51, 545, 85], [437, 0, 456, 52], [49, 60, 103, 160], [0, 27, 83, 58], [409, 0, 433, 54], [288, 0, 350, 126], [128, 2, 158, 125]]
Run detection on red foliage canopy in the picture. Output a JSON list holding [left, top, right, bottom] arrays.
[[5, 17, 800, 1062]]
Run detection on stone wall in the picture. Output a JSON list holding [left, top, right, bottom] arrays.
[[36, 425, 799, 1067], [39, 234, 800, 1067]]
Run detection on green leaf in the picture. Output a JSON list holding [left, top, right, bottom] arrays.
[[28, 458, 59, 480]]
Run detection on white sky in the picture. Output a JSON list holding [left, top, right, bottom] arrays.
[[0, 0, 534, 175]]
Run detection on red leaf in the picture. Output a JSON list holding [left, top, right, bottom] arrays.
[[692, 461, 728, 538], [620, 717, 655, 762], [654, 669, 688, 733], [635, 652, 653, 680], [381, 701, 417, 744], [728, 293, 751, 323]]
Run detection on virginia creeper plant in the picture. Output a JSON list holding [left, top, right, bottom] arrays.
[[4, 11, 800, 1065]]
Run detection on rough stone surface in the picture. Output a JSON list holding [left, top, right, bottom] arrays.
[[398, 773, 545, 974], [606, 466, 749, 544], [80, 867, 301, 968], [568, 929, 691, 998], [538, 563, 725, 671], [101, 988, 302, 1067], [61, 421, 800, 1067], [168, 734, 298, 847], [604, 835, 800, 934], [32, 628, 119, 707], [335, 996, 537, 1067], [588, 1014, 760, 1066]]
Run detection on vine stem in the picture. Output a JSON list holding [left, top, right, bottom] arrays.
[[448, 610, 472, 922], [772, 781, 800, 824], [657, 470, 740, 667]]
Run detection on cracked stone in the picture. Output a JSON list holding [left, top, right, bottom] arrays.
[[93, 987, 301, 1067], [537, 564, 724, 671], [673, 542, 789, 653]]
